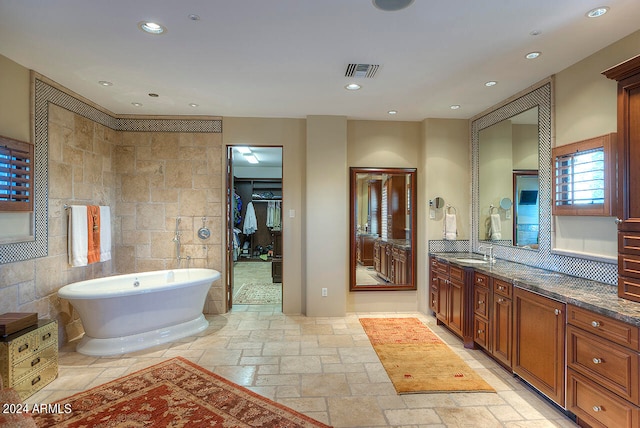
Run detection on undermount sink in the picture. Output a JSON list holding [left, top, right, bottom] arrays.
[[455, 258, 487, 264]]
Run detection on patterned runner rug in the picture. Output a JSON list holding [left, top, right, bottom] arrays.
[[32, 357, 331, 427], [360, 317, 495, 394], [234, 282, 282, 304]]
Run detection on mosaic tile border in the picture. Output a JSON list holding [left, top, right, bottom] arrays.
[[467, 80, 617, 285], [0, 78, 222, 265]]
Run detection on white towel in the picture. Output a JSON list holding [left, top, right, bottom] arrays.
[[68, 205, 88, 267], [243, 202, 258, 234], [99, 205, 112, 262], [490, 213, 502, 240], [443, 213, 457, 240]]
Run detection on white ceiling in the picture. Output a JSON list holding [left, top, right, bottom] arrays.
[[0, 1, 639, 123]]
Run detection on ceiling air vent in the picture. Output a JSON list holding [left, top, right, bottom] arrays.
[[345, 63, 379, 78]]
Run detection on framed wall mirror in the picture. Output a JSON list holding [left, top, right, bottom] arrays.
[[472, 81, 551, 259], [349, 167, 416, 291]]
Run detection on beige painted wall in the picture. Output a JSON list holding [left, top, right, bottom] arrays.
[[421, 118, 470, 313], [552, 29, 640, 261], [347, 120, 422, 312], [306, 116, 348, 316], [222, 117, 307, 314]]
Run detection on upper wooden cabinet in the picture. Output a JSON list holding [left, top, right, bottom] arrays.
[[604, 55, 640, 302], [603, 55, 640, 230]]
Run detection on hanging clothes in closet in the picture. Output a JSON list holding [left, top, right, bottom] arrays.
[[243, 201, 258, 235], [266, 201, 281, 229]]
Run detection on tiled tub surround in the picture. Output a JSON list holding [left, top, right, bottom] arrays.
[[430, 252, 640, 326]]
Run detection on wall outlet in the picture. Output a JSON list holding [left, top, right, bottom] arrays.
[[321, 288, 328, 297]]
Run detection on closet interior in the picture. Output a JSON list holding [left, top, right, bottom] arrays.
[[230, 146, 283, 306]]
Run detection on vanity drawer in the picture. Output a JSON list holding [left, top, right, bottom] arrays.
[[449, 265, 464, 283], [567, 305, 640, 351], [474, 272, 489, 288], [474, 285, 490, 318], [430, 258, 448, 275], [568, 369, 640, 428], [567, 325, 640, 405], [619, 232, 640, 257], [493, 279, 512, 298], [620, 254, 640, 280], [620, 275, 640, 304]]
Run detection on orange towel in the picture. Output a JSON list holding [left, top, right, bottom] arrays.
[[87, 205, 101, 264]]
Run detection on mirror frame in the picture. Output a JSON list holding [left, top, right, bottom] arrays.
[[472, 80, 552, 261], [349, 167, 417, 291]]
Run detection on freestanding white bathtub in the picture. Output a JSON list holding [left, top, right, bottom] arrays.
[[58, 268, 220, 356]]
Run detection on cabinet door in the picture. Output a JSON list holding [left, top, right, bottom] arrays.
[[429, 274, 439, 313], [617, 75, 640, 231], [448, 278, 464, 337], [492, 296, 512, 368], [513, 288, 566, 407], [435, 274, 448, 324]]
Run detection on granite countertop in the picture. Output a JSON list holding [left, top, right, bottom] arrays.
[[430, 252, 640, 327]]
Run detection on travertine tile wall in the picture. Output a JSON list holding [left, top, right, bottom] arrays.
[[115, 130, 224, 313], [0, 103, 224, 345]]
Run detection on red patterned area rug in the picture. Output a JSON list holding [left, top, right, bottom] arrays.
[[32, 357, 332, 428], [360, 317, 495, 394]]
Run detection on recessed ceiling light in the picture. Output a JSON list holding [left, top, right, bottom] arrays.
[[530, 30, 542, 36], [525, 51, 541, 60], [485, 81, 497, 87], [586, 7, 609, 18], [188, 14, 200, 21], [388, 110, 398, 115], [345, 83, 361, 91], [138, 21, 166, 35], [98, 81, 113, 87], [132, 102, 143, 107], [372, 0, 415, 11], [450, 105, 460, 110], [189, 103, 199, 108], [148, 93, 159, 98]]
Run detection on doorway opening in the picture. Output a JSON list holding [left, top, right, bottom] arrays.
[[226, 146, 283, 310]]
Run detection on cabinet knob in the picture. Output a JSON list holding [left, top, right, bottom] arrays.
[[498, 298, 505, 303], [477, 329, 484, 334], [554, 309, 561, 316], [592, 406, 602, 412], [591, 321, 601, 328], [593, 357, 602, 364], [615, 218, 623, 225], [478, 300, 484, 305]]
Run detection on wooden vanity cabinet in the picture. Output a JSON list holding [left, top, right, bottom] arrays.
[[513, 288, 566, 407], [429, 257, 475, 347], [567, 305, 640, 428], [603, 55, 640, 303], [472, 272, 513, 368], [429, 257, 464, 338]]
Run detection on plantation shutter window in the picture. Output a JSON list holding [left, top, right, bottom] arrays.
[[0, 135, 34, 212], [552, 133, 616, 216]]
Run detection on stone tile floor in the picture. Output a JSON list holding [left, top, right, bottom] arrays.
[[28, 306, 578, 427]]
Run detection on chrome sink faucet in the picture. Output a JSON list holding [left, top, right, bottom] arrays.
[[478, 244, 495, 263]]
